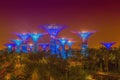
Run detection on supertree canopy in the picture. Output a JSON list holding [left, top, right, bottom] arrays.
[[101, 42, 116, 50], [40, 24, 66, 54], [4, 43, 16, 53], [58, 38, 68, 59], [73, 31, 96, 56], [29, 32, 44, 43], [39, 43, 49, 51], [16, 33, 30, 43], [12, 39, 23, 53]]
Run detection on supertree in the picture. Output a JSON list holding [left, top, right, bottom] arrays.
[[58, 38, 68, 59], [16, 33, 30, 53], [29, 32, 44, 53], [4, 43, 16, 53], [12, 39, 23, 53], [67, 40, 75, 57], [101, 42, 116, 50], [28, 43, 34, 52], [73, 31, 96, 56], [40, 24, 66, 54], [39, 43, 49, 52]]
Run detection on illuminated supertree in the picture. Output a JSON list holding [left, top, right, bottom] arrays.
[[29, 32, 44, 53], [40, 24, 66, 54], [101, 42, 116, 50], [73, 31, 96, 56], [56, 44, 60, 55], [4, 43, 16, 53], [58, 38, 68, 59], [16, 33, 30, 53], [67, 40, 75, 57], [39, 43, 49, 52], [12, 39, 23, 53], [28, 43, 34, 52]]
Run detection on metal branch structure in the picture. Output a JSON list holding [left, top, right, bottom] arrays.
[[39, 43, 49, 52], [12, 39, 23, 53], [67, 40, 75, 57], [4, 43, 16, 53], [73, 31, 96, 56], [58, 38, 68, 59], [29, 32, 44, 53], [16, 33, 30, 53], [101, 42, 116, 50], [40, 24, 66, 54]]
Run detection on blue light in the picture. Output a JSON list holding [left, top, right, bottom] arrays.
[[101, 42, 116, 50], [29, 33, 43, 43], [40, 43, 49, 51], [5, 43, 16, 52], [58, 38, 68, 46], [67, 40, 74, 47], [12, 39, 23, 46], [17, 33, 30, 42], [78, 31, 94, 41], [41, 24, 65, 38], [28, 44, 33, 52]]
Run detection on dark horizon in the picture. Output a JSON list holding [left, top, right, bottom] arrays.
[[0, 0, 120, 49]]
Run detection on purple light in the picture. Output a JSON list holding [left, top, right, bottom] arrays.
[[12, 39, 23, 46], [29, 32, 44, 43], [40, 24, 66, 38], [58, 38, 68, 46], [16, 33, 30, 42], [101, 42, 116, 50]]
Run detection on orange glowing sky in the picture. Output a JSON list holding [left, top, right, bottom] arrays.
[[0, 0, 120, 49]]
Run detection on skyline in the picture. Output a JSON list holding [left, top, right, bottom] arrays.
[[0, 0, 120, 49]]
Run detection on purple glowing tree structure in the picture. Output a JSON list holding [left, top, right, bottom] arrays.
[[58, 38, 68, 59], [16, 33, 30, 53], [73, 31, 96, 56], [12, 39, 23, 53], [40, 24, 66, 54], [4, 43, 16, 53], [29, 32, 44, 53], [39, 43, 49, 52], [67, 40, 75, 57], [101, 42, 116, 50]]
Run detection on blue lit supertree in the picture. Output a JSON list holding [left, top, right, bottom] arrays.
[[73, 31, 96, 56], [28, 43, 34, 52], [12, 39, 23, 53], [101, 42, 116, 50], [40, 24, 66, 54], [58, 38, 68, 59], [16, 33, 30, 53], [39, 43, 49, 52], [29, 32, 44, 53], [4, 43, 16, 53], [67, 40, 75, 57]]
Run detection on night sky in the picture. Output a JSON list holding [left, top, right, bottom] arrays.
[[0, 0, 120, 49]]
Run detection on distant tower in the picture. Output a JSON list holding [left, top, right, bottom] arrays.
[[39, 43, 49, 52], [16, 33, 30, 53], [4, 43, 16, 53], [67, 40, 74, 57], [12, 39, 23, 53], [73, 31, 96, 56], [101, 42, 116, 50], [58, 38, 68, 59], [29, 33, 44, 53], [40, 24, 65, 54]]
